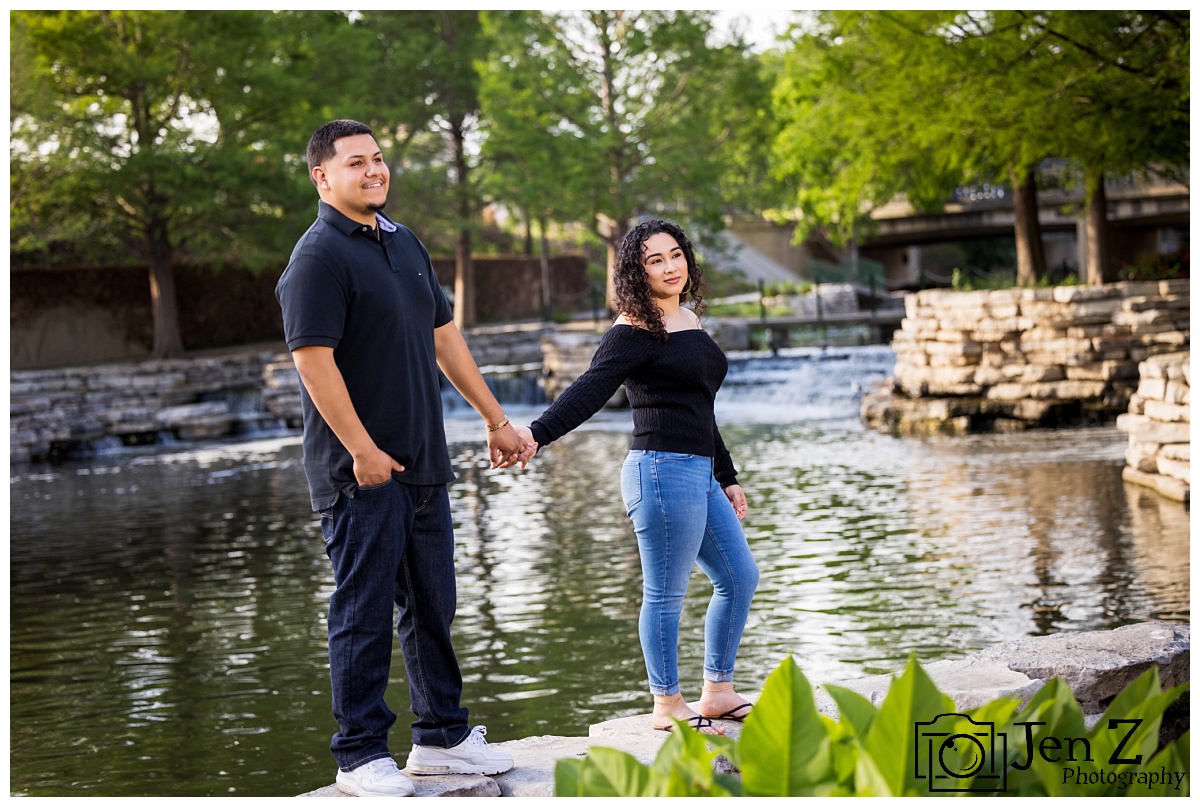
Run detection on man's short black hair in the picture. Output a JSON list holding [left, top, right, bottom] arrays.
[[306, 119, 375, 186]]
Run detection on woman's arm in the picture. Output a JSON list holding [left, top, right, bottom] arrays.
[[529, 326, 648, 449], [713, 422, 747, 519]]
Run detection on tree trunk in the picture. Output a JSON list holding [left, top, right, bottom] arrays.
[[147, 218, 184, 359], [148, 260, 184, 359], [595, 11, 624, 315], [538, 216, 553, 322], [524, 213, 535, 257], [453, 228, 476, 329], [450, 118, 475, 329], [1009, 165, 1046, 286], [440, 12, 476, 329], [1085, 174, 1114, 285], [598, 214, 627, 315]]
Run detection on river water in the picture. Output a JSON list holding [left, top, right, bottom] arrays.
[[9, 346, 1189, 796]]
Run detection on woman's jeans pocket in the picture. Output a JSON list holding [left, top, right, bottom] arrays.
[[621, 452, 644, 514]]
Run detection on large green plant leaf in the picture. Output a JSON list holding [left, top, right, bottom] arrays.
[[1127, 730, 1189, 798], [1085, 670, 1188, 796], [865, 654, 956, 796], [738, 656, 836, 795], [1002, 678, 1090, 796], [825, 684, 878, 739], [649, 722, 733, 797], [577, 746, 654, 797], [553, 757, 583, 796]]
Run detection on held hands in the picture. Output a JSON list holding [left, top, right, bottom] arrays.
[[723, 483, 749, 520], [487, 421, 538, 470]]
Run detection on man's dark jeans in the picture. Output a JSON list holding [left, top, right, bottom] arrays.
[[319, 479, 469, 771]]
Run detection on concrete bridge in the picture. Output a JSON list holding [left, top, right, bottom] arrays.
[[866, 182, 1189, 246], [723, 179, 1189, 292]]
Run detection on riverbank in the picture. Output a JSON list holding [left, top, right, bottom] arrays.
[[297, 622, 1190, 797]]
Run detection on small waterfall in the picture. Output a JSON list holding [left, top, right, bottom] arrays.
[[718, 345, 895, 422], [79, 435, 127, 456], [442, 363, 548, 413]]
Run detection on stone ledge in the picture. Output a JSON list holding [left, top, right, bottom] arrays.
[[296, 622, 1188, 797]]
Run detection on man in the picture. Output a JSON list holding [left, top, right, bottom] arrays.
[[276, 119, 532, 797]]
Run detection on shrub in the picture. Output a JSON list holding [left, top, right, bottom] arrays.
[[1123, 250, 1189, 282], [555, 655, 1189, 797]]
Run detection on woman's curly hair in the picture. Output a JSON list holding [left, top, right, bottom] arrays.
[[613, 219, 707, 341]]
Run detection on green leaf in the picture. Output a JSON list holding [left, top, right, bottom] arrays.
[[1004, 678, 1090, 796], [865, 653, 956, 796], [825, 684, 878, 738], [576, 746, 654, 797], [1125, 729, 1189, 797], [852, 745, 895, 796], [1086, 669, 1189, 796], [738, 655, 836, 796], [553, 757, 583, 796]]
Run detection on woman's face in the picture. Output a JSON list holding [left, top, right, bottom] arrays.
[[640, 232, 689, 301]]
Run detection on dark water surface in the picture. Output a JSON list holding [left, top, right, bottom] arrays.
[[9, 347, 1189, 796]]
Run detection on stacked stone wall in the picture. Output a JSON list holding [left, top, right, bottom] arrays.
[[10, 325, 549, 464], [10, 351, 282, 463], [862, 279, 1189, 435], [1118, 351, 1190, 503]]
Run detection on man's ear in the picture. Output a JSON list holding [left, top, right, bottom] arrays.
[[312, 166, 327, 189]]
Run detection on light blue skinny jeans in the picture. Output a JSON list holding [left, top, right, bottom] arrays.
[[620, 450, 759, 696]]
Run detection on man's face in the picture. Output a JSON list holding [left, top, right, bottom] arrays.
[[314, 133, 389, 223]]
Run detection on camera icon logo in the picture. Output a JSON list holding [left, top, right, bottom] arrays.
[[914, 713, 1007, 793]]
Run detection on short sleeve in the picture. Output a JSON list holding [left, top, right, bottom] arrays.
[[276, 252, 347, 351], [418, 238, 454, 329]]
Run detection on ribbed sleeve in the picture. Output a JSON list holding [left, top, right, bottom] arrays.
[[530, 327, 651, 448], [530, 325, 738, 488]]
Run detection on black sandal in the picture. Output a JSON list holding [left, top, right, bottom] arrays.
[[700, 702, 754, 722], [653, 715, 717, 733]]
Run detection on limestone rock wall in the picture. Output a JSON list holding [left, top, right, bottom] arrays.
[[10, 351, 283, 463], [862, 279, 1189, 435], [1118, 351, 1190, 503], [10, 326, 550, 464]]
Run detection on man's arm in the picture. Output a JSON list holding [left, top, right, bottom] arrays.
[[433, 322, 533, 469], [291, 345, 404, 485]]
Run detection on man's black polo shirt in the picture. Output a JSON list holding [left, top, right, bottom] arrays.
[[276, 201, 456, 511]]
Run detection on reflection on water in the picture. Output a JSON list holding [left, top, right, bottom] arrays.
[[9, 348, 1189, 796]]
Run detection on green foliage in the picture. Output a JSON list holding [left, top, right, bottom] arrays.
[[1123, 250, 1188, 282], [11, 10, 347, 267], [762, 279, 814, 297], [555, 655, 1189, 797], [707, 302, 792, 319], [477, 10, 779, 305], [771, 11, 1190, 252]]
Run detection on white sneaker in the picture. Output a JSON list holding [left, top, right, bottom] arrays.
[[335, 756, 415, 797], [406, 726, 514, 776]]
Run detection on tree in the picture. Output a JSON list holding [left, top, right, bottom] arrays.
[[1015, 11, 1189, 283], [772, 12, 1048, 279], [479, 10, 767, 310], [11, 10, 350, 357], [354, 11, 488, 328], [771, 11, 1189, 286]]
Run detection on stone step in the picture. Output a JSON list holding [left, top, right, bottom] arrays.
[[296, 621, 1188, 797]]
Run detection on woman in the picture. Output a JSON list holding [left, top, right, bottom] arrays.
[[517, 219, 759, 735]]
